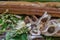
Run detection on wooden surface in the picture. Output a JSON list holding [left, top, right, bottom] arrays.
[[0, 1, 60, 17]]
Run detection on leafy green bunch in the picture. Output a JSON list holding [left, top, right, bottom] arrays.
[[0, 13, 29, 40], [0, 13, 21, 34], [5, 26, 28, 40]]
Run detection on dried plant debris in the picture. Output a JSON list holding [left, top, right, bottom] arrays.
[[0, 10, 60, 40]]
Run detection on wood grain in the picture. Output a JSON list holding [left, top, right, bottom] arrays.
[[0, 1, 60, 17]]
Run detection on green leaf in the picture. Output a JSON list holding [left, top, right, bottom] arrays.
[[1, 22, 8, 30], [0, 19, 3, 24], [0, 19, 4, 25], [6, 32, 28, 40]]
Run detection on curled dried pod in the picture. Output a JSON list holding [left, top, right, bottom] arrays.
[[36, 11, 51, 26], [24, 16, 31, 24], [41, 25, 58, 36], [37, 12, 51, 34], [25, 16, 40, 35], [30, 16, 38, 22], [41, 19, 60, 36], [24, 16, 38, 24]]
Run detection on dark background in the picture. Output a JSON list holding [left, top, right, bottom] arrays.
[[0, 0, 60, 2]]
